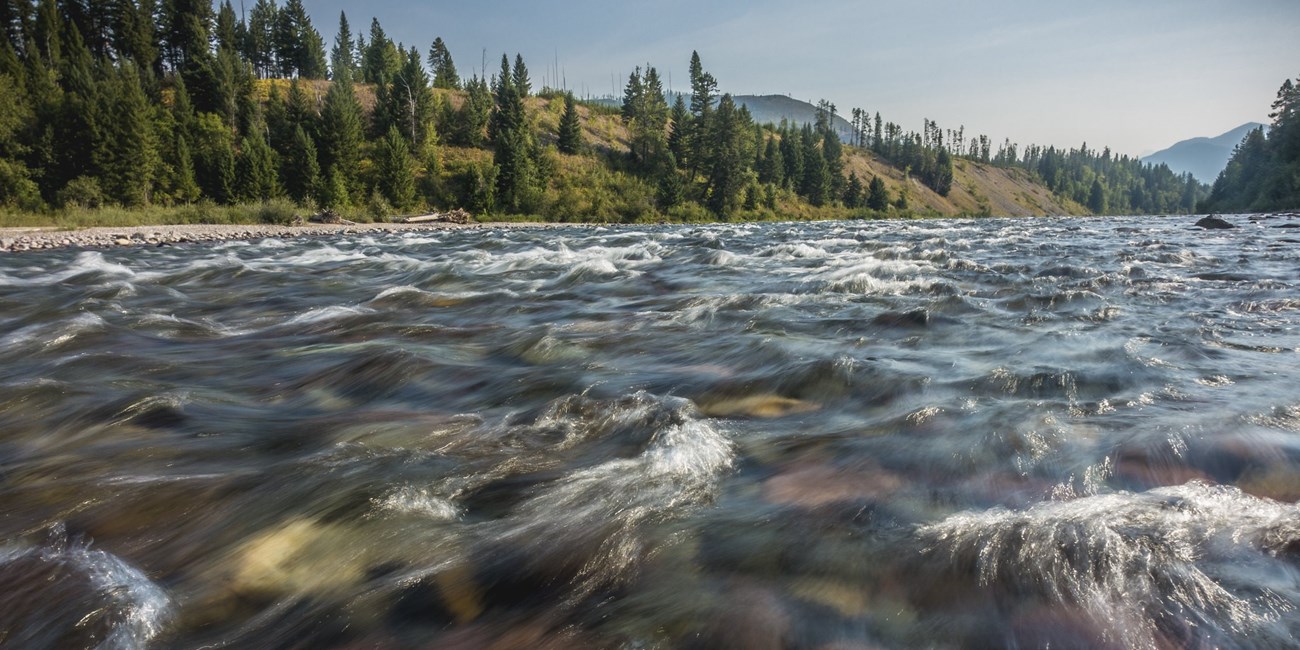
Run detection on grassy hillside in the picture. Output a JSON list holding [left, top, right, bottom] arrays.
[[541, 93, 1083, 219]]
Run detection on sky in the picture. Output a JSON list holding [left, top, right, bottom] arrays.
[[293, 0, 1300, 157]]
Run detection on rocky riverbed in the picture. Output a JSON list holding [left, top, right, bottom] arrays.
[[0, 221, 523, 253]]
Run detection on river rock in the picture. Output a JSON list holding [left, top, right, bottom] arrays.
[[696, 393, 819, 418], [1194, 215, 1235, 229], [763, 463, 902, 508], [227, 518, 367, 600]]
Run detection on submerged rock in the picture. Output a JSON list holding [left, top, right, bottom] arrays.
[[1194, 215, 1236, 229], [696, 393, 819, 419]]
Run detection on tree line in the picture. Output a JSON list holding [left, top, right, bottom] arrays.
[[1200, 73, 1300, 212], [0, 0, 1209, 220]]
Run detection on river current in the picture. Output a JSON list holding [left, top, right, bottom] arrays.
[[1, 216, 1299, 648]]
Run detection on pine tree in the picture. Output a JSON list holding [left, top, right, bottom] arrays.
[[867, 175, 889, 210], [361, 18, 399, 83], [283, 124, 319, 203], [159, 0, 213, 69], [667, 94, 689, 163], [95, 62, 159, 206], [490, 53, 538, 213], [235, 123, 279, 202], [427, 37, 458, 90], [704, 93, 743, 217], [622, 65, 669, 170], [932, 148, 953, 196], [386, 46, 435, 148], [686, 50, 716, 182], [843, 172, 863, 208], [375, 125, 415, 209], [452, 74, 491, 147], [319, 164, 348, 208], [557, 91, 582, 155], [171, 131, 200, 203], [317, 64, 363, 196], [330, 11, 353, 79], [511, 53, 530, 98], [1088, 177, 1107, 213], [758, 136, 783, 186], [245, 0, 277, 78], [800, 125, 829, 206], [193, 111, 235, 203]]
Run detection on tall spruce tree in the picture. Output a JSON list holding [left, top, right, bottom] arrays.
[[557, 91, 582, 155], [427, 37, 458, 90], [283, 124, 319, 203], [317, 63, 363, 199], [704, 93, 743, 217], [375, 125, 415, 209], [686, 50, 716, 181], [95, 61, 159, 205], [329, 11, 353, 79], [511, 52, 530, 97]]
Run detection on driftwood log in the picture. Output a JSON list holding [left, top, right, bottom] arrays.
[[401, 209, 473, 225]]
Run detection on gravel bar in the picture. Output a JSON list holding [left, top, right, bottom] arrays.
[[0, 221, 542, 253]]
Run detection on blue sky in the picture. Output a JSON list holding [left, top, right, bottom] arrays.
[[293, 0, 1300, 156]]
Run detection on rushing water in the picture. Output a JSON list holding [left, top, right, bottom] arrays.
[[1, 216, 1299, 649]]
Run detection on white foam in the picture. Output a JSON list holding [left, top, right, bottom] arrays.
[[0, 541, 173, 649], [920, 483, 1300, 646]]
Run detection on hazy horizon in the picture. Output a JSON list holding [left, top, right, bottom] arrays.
[[291, 0, 1300, 159]]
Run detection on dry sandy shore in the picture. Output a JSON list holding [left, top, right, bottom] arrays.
[[0, 221, 547, 253]]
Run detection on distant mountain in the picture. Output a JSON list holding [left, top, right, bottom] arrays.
[[732, 94, 854, 141], [1142, 122, 1268, 182], [591, 92, 855, 141]]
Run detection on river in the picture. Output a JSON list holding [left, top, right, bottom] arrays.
[[1, 216, 1298, 648]]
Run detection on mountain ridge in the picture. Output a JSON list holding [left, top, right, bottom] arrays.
[[1142, 122, 1268, 182]]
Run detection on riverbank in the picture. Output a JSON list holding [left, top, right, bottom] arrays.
[[0, 221, 549, 253]]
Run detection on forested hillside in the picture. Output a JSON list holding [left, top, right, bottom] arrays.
[[0, 0, 1209, 224], [1199, 75, 1300, 212]]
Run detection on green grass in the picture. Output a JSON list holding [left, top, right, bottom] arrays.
[[0, 199, 310, 229]]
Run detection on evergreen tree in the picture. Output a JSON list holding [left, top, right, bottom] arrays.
[[361, 18, 399, 83], [192, 111, 235, 203], [758, 136, 783, 186], [170, 132, 200, 203], [113, 0, 158, 70], [843, 171, 863, 208], [95, 61, 159, 206], [704, 93, 743, 217], [489, 53, 538, 213], [159, 0, 213, 69], [621, 65, 669, 170], [319, 164, 348, 208], [317, 64, 363, 196], [283, 124, 319, 203], [667, 94, 688, 163], [452, 74, 491, 147], [375, 125, 415, 209], [245, 0, 277, 78], [557, 91, 583, 155], [274, 0, 326, 78], [867, 175, 889, 210], [427, 37, 458, 89], [686, 50, 716, 181], [656, 152, 684, 211], [932, 148, 954, 196], [329, 11, 353, 79], [800, 125, 829, 206], [1088, 177, 1107, 213], [385, 46, 435, 148], [511, 52, 530, 98], [235, 123, 279, 202], [821, 124, 844, 198], [215, 0, 239, 53]]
